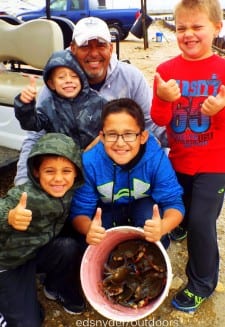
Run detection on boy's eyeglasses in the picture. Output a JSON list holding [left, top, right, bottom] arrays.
[[103, 132, 141, 142]]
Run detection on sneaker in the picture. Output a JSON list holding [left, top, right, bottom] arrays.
[[43, 287, 58, 300], [170, 226, 187, 241], [172, 288, 206, 313], [43, 286, 85, 315]]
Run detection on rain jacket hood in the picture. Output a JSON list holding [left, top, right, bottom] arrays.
[[43, 49, 89, 96], [27, 132, 83, 188]]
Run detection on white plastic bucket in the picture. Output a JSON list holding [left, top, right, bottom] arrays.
[[80, 226, 172, 322]]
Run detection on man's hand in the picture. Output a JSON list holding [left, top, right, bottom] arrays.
[[155, 72, 181, 102], [20, 75, 37, 104], [8, 192, 32, 231], [144, 204, 162, 243], [86, 208, 106, 245], [201, 85, 225, 116]]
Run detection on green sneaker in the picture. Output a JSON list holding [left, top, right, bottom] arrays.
[[172, 288, 206, 313], [170, 226, 187, 241]]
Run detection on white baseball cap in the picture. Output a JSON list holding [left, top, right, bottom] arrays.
[[72, 17, 111, 46]]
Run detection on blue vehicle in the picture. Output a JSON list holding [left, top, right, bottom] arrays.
[[16, 0, 141, 40]]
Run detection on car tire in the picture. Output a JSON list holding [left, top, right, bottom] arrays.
[[108, 23, 125, 41]]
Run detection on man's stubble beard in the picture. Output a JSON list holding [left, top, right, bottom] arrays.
[[84, 67, 106, 84]]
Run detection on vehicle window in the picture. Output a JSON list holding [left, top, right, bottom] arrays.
[[71, 0, 84, 10], [51, 0, 67, 11], [89, 0, 98, 10]]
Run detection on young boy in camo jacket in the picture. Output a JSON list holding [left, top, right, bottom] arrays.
[[0, 133, 85, 327]]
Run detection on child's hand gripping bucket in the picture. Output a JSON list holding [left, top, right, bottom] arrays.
[[80, 226, 172, 322]]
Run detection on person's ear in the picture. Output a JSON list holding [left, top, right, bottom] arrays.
[[109, 43, 113, 55], [70, 42, 77, 55], [33, 168, 39, 179], [214, 21, 223, 37], [99, 131, 105, 143], [140, 130, 149, 144]]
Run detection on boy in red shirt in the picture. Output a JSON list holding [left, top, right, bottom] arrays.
[[151, 0, 225, 313]]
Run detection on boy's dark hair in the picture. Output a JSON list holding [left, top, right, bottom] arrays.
[[101, 98, 145, 131], [32, 154, 59, 172]]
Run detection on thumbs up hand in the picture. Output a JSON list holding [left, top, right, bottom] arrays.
[[8, 192, 32, 231], [144, 204, 162, 243], [86, 208, 106, 245], [20, 75, 37, 104], [155, 72, 181, 102], [201, 84, 225, 116]]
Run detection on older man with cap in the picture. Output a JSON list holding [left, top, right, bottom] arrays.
[[14, 17, 166, 185]]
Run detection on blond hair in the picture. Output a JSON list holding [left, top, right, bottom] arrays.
[[174, 0, 223, 24]]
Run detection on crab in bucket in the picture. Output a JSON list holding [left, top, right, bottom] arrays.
[[101, 239, 167, 308]]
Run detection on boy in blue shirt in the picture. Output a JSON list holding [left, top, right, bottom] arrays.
[[70, 98, 184, 248]]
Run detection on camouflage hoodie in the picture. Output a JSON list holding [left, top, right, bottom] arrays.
[[14, 49, 106, 149], [0, 133, 83, 270]]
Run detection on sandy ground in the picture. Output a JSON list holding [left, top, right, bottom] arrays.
[[1, 20, 225, 327]]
